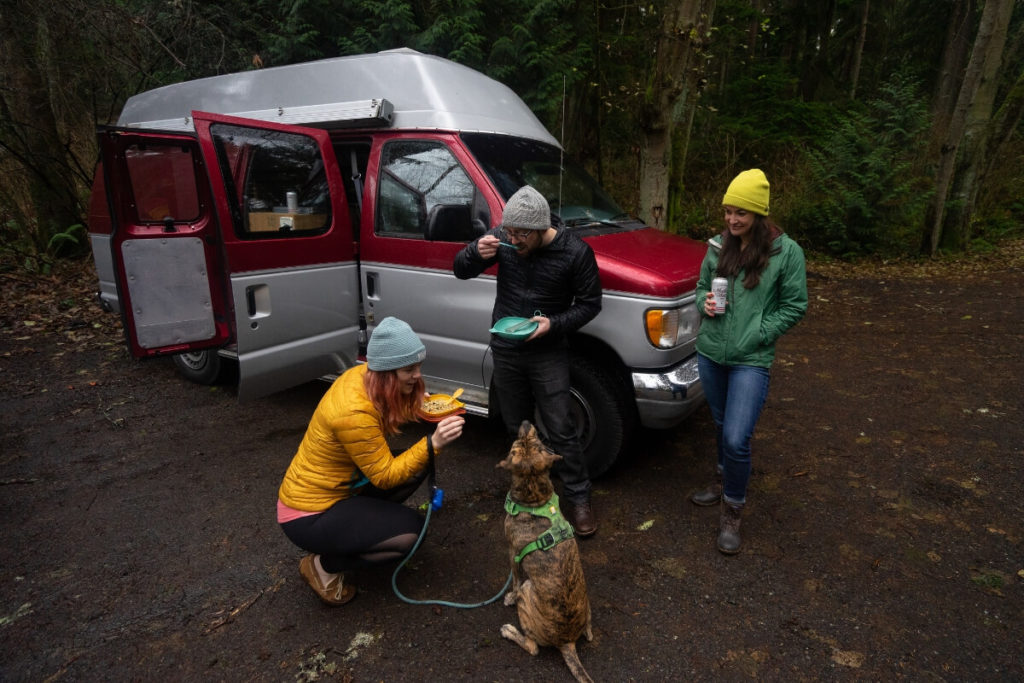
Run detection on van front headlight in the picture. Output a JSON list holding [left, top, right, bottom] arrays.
[[645, 304, 699, 349]]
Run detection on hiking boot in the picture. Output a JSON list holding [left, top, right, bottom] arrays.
[[717, 500, 744, 555], [299, 554, 356, 606], [563, 500, 597, 537], [691, 479, 722, 506]]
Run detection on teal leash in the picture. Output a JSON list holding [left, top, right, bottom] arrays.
[[391, 503, 513, 608], [391, 454, 513, 608]]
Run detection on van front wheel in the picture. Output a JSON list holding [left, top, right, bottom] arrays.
[[566, 356, 628, 479], [502, 355, 630, 479], [172, 350, 225, 385]]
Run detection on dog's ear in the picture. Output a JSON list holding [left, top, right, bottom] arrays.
[[518, 420, 535, 439], [497, 434, 524, 472], [544, 449, 563, 467]]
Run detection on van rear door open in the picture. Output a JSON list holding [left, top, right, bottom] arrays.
[[98, 128, 233, 358], [99, 112, 360, 400]]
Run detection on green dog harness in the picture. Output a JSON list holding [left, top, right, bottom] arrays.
[[504, 492, 576, 563]]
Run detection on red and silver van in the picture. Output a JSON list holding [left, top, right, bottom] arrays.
[[88, 48, 707, 476]]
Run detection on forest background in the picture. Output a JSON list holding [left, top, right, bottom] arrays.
[[1, 0, 1022, 274]]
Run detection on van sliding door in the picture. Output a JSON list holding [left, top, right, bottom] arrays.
[[192, 112, 359, 401]]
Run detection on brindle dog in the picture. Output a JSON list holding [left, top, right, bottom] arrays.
[[497, 421, 594, 683]]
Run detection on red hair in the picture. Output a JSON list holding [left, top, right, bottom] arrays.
[[363, 368, 424, 435]]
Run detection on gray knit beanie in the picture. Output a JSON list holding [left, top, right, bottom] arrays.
[[367, 317, 426, 371], [502, 185, 550, 231]]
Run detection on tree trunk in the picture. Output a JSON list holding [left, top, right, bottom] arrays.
[[948, 65, 1024, 248], [923, 0, 1013, 255], [0, 6, 86, 251], [975, 23, 1024, 205], [928, 0, 974, 157], [983, 63, 1024, 176], [796, 0, 837, 100], [637, 0, 716, 229], [940, 0, 1015, 250], [747, 0, 760, 60], [848, 0, 870, 100]]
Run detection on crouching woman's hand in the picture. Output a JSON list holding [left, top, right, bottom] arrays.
[[430, 414, 465, 451]]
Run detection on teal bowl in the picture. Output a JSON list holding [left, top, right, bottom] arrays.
[[489, 316, 538, 340]]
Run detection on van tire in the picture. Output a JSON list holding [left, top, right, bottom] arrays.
[[172, 350, 225, 385], [490, 355, 629, 479], [567, 355, 628, 479]]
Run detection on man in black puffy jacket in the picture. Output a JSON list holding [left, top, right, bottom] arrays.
[[453, 185, 602, 535]]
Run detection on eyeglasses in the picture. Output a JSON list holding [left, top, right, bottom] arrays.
[[505, 228, 535, 240]]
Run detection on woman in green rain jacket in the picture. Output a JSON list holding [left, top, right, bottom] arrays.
[[690, 169, 808, 555]]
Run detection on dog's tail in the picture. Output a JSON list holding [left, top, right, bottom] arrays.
[[558, 642, 593, 683]]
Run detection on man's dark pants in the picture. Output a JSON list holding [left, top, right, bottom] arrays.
[[491, 345, 592, 504]]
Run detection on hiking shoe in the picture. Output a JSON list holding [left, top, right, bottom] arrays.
[[299, 554, 356, 606], [563, 500, 597, 537], [717, 501, 744, 555], [691, 480, 722, 506]]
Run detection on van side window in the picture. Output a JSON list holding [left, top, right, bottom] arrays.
[[209, 124, 331, 238], [124, 143, 200, 223], [377, 140, 485, 241]]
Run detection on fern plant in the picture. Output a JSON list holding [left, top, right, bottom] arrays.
[[789, 71, 933, 257]]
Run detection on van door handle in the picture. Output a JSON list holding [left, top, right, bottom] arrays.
[[366, 272, 378, 299], [245, 284, 269, 319]]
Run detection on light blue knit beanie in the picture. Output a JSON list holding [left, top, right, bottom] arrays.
[[367, 317, 426, 371]]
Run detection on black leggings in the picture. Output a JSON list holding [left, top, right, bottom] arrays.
[[280, 475, 426, 573]]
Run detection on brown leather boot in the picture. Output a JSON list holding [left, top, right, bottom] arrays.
[[563, 499, 597, 537], [717, 500, 744, 555], [691, 477, 722, 506]]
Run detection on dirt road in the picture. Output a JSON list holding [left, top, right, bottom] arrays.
[[1, 250, 1022, 681]]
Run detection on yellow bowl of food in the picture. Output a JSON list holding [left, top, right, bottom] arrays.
[[419, 392, 466, 421]]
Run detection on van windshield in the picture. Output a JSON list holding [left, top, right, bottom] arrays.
[[461, 133, 646, 232]]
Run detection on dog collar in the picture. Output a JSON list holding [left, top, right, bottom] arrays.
[[504, 492, 576, 563]]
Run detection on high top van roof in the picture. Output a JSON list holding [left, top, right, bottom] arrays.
[[116, 48, 560, 147]]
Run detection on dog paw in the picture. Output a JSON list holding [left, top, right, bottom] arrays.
[[501, 624, 539, 655]]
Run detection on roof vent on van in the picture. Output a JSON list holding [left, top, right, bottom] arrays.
[[129, 98, 395, 132]]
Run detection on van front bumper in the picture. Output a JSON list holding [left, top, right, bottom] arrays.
[[631, 354, 704, 429]]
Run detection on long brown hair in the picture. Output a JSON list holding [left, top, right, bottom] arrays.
[[363, 368, 424, 435], [716, 215, 782, 289]]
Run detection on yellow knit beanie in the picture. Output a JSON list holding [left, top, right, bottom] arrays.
[[722, 169, 770, 216]]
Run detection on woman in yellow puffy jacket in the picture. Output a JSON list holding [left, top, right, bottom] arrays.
[[277, 317, 465, 605]]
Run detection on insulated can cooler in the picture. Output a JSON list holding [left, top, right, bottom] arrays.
[[712, 277, 728, 314]]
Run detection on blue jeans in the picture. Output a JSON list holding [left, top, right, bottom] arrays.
[[697, 353, 771, 505]]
